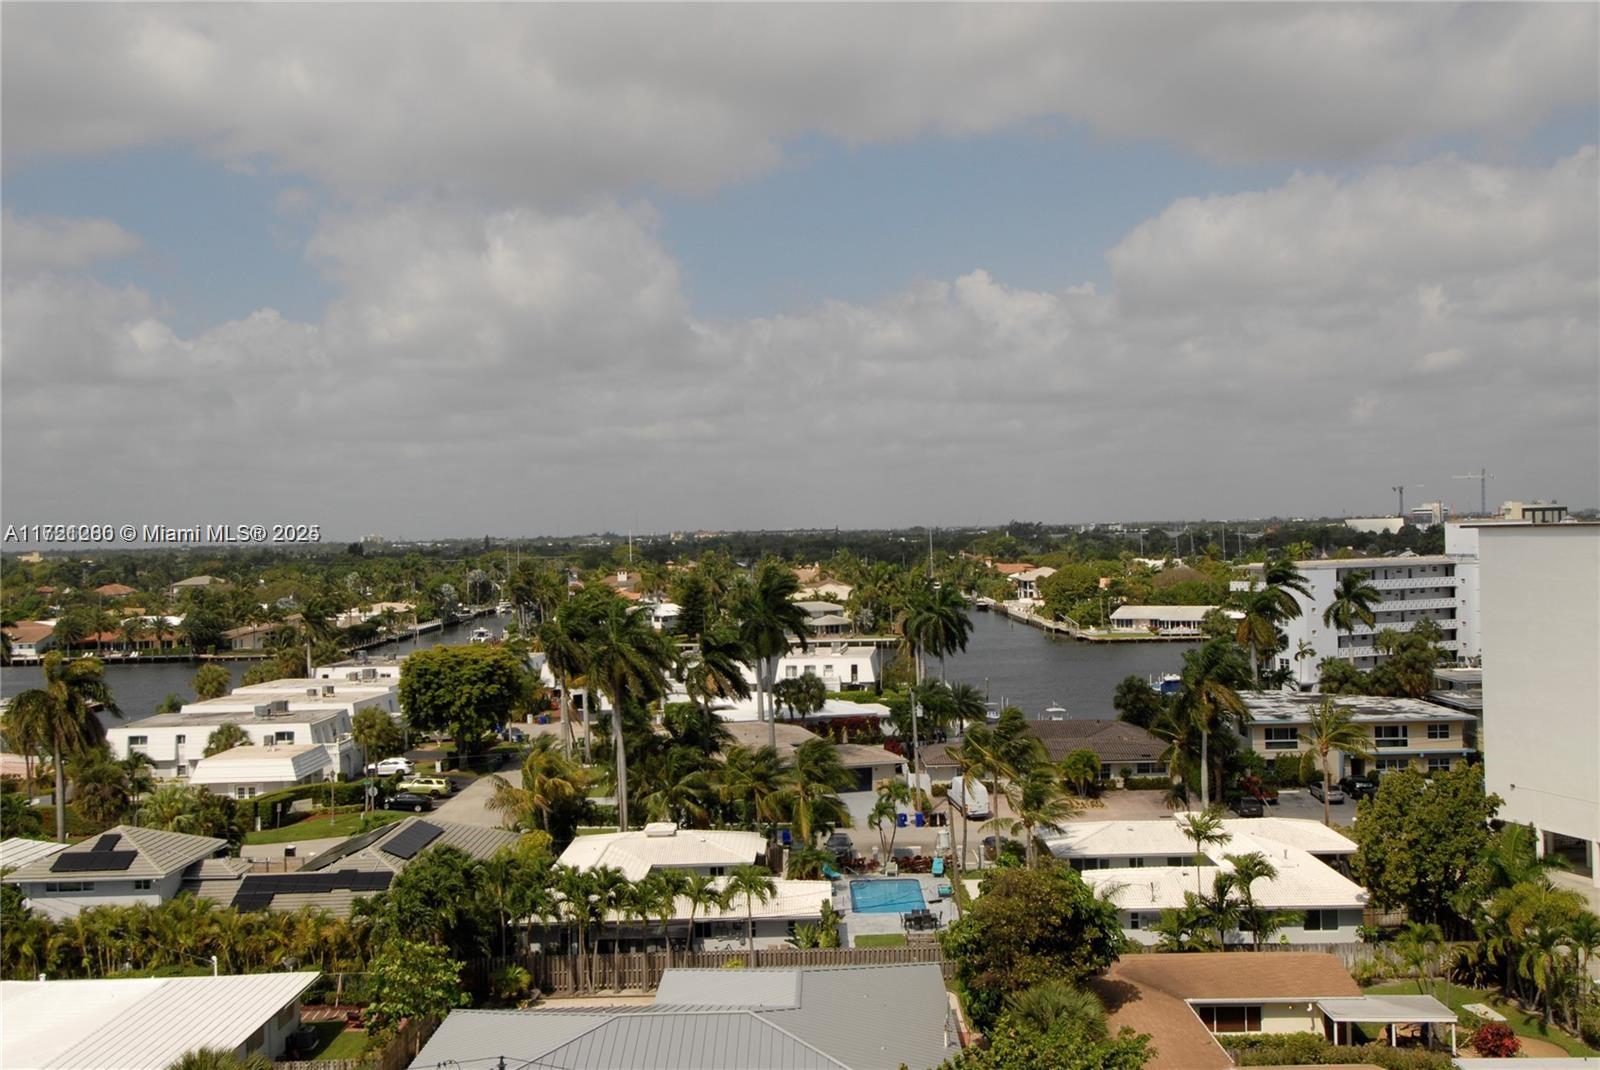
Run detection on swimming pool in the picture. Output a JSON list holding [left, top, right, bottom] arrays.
[[849, 878, 928, 914]]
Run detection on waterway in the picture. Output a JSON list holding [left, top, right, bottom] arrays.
[[2, 610, 1193, 726]]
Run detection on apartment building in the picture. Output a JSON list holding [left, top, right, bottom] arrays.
[[1238, 691, 1478, 777]]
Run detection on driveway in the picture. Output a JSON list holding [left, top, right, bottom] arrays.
[[432, 765, 519, 828]]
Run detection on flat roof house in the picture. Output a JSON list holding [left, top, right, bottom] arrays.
[[558, 823, 768, 881], [412, 963, 959, 1070], [1109, 604, 1228, 637], [1238, 690, 1478, 778], [2, 971, 320, 1069], [2, 826, 234, 920]]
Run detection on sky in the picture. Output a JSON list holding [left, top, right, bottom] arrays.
[[2, 3, 1597, 540]]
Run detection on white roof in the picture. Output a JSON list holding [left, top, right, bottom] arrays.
[[1317, 995, 1457, 1023], [604, 878, 831, 924], [1110, 605, 1217, 622], [1011, 567, 1056, 581], [1, 972, 318, 1069], [0, 838, 70, 871], [558, 826, 766, 882], [793, 601, 845, 614], [1240, 691, 1477, 724], [189, 743, 331, 786], [712, 697, 891, 724]]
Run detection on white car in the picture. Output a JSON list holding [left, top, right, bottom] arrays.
[[367, 757, 415, 777]]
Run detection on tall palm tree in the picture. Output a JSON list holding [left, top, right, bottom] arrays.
[[1300, 698, 1374, 826], [1226, 851, 1282, 951], [779, 738, 854, 846], [1174, 639, 1248, 808], [487, 737, 586, 832], [9, 651, 121, 841], [538, 610, 590, 760], [722, 864, 777, 966], [1177, 808, 1231, 896], [682, 624, 753, 717], [1233, 586, 1287, 689], [681, 872, 724, 956], [999, 766, 1078, 868], [583, 596, 675, 831], [946, 740, 984, 877], [737, 561, 809, 750], [1323, 570, 1381, 665], [714, 745, 787, 831], [640, 869, 692, 966], [946, 682, 987, 737], [897, 578, 972, 777], [1261, 556, 1312, 618]]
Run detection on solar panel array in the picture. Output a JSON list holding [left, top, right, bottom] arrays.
[[51, 849, 137, 873], [93, 834, 123, 851], [231, 869, 392, 911], [380, 821, 443, 860]]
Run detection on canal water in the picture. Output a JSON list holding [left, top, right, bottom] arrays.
[[1, 610, 1197, 725]]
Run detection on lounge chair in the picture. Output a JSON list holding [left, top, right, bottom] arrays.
[[885, 860, 899, 877], [896, 813, 908, 828], [780, 829, 793, 846], [822, 863, 843, 880], [937, 883, 953, 898], [931, 856, 945, 877]]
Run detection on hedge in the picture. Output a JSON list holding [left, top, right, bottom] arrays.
[[1123, 776, 1174, 791], [1228, 1032, 1454, 1069]]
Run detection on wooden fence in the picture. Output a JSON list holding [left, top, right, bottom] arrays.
[[475, 945, 951, 996]]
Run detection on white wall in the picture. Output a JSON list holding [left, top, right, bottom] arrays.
[[16, 871, 184, 920], [1480, 526, 1600, 883], [1121, 908, 1361, 947]]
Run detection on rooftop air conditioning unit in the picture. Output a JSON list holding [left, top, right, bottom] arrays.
[[321, 684, 336, 697], [272, 700, 289, 714], [346, 672, 361, 681], [306, 688, 319, 698], [643, 822, 679, 838], [361, 668, 377, 681], [252, 705, 272, 719]]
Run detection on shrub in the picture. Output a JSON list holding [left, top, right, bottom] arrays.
[[1580, 1007, 1600, 1048], [1229, 1033, 1455, 1069], [1469, 1023, 1519, 1058], [1122, 776, 1171, 791]]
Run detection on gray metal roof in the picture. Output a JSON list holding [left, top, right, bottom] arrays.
[[301, 816, 520, 873], [0, 837, 70, 871], [412, 965, 956, 1070], [2, 825, 224, 882]]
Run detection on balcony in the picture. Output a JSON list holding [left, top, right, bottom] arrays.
[[1365, 575, 1456, 591]]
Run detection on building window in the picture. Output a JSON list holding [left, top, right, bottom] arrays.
[[1197, 1005, 1262, 1033], [1303, 909, 1338, 931], [133, 879, 154, 891], [784, 666, 797, 680], [175, 735, 186, 744], [1376, 758, 1408, 773], [273, 731, 295, 744], [707, 866, 725, 877], [1127, 857, 1145, 868], [1427, 757, 1453, 773], [235, 786, 258, 799], [1127, 912, 1143, 930], [1373, 725, 1408, 749], [127, 735, 148, 746], [1263, 727, 1299, 750], [1167, 857, 1185, 867], [44, 881, 93, 893], [1426, 723, 1450, 740]]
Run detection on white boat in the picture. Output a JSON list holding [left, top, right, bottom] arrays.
[[469, 627, 493, 643], [1042, 702, 1068, 721], [495, 601, 513, 615]]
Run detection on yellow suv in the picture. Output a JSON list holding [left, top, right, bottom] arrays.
[[397, 775, 453, 797]]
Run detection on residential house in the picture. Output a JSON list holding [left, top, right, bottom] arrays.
[[0, 837, 69, 872], [798, 579, 854, 602], [922, 719, 1168, 782], [106, 677, 399, 788], [222, 620, 290, 651], [1480, 522, 1600, 884], [92, 583, 138, 599], [2, 826, 235, 920], [1238, 691, 1478, 778], [1109, 604, 1229, 637], [2, 621, 55, 660], [412, 964, 959, 1070], [2, 972, 321, 1068], [188, 742, 333, 797], [314, 656, 405, 683], [186, 817, 519, 916], [1046, 817, 1366, 946], [169, 574, 229, 597], [558, 823, 769, 881], [1010, 566, 1056, 603], [1090, 953, 1457, 1070], [793, 600, 854, 637], [721, 721, 905, 792]]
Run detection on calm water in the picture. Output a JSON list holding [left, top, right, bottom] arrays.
[[1, 610, 1196, 726]]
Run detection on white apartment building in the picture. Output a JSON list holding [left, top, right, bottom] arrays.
[[1238, 691, 1479, 778], [314, 657, 405, 683], [1479, 523, 1600, 885], [1047, 817, 1366, 946], [1236, 551, 1479, 689], [107, 678, 399, 790]]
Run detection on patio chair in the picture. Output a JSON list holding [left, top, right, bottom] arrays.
[[937, 883, 953, 898], [931, 856, 945, 877], [885, 861, 899, 877]]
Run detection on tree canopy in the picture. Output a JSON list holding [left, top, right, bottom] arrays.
[[398, 644, 534, 755]]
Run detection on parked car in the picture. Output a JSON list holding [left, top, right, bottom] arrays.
[[397, 775, 453, 797], [367, 757, 414, 777], [1228, 795, 1265, 817], [1309, 781, 1346, 804], [1338, 774, 1378, 800], [383, 792, 433, 813], [825, 831, 854, 858]]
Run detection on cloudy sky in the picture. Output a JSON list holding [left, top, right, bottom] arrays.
[[3, 4, 1596, 539]]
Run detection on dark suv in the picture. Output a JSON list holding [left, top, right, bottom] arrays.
[[1228, 795, 1264, 818], [1338, 774, 1378, 801]]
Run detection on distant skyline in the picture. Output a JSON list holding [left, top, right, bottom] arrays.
[[3, 4, 1596, 537]]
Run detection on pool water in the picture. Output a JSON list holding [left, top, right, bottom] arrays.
[[849, 878, 928, 914]]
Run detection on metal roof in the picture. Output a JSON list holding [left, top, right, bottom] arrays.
[[1, 972, 319, 1069], [1317, 995, 1457, 1023], [301, 816, 520, 875], [558, 827, 766, 882], [0, 838, 70, 871], [2, 825, 224, 882]]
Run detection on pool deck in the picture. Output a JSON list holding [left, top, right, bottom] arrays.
[[836, 873, 959, 945]]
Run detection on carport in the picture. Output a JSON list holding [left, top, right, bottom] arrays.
[[1317, 994, 1460, 1054]]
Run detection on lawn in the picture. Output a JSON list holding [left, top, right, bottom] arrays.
[[854, 933, 908, 948], [1364, 982, 1600, 1058], [300, 1022, 369, 1060], [245, 809, 404, 845]]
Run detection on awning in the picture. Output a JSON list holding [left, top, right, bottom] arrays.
[[1317, 995, 1458, 1023]]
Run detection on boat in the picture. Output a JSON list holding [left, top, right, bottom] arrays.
[[469, 627, 493, 644], [1148, 672, 1182, 696], [1042, 702, 1068, 721], [495, 601, 513, 615]]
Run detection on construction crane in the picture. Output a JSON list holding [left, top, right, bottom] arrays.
[[1392, 485, 1406, 518], [1454, 469, 1492, 517]]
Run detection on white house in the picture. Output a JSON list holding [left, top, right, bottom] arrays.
[[1046, 817, 1366, 946], [559, 823, 770, 881], [314, 657, 405, 683], [597, 876, 836, 952], [2, 621, 55, 660], [1010, 566, 1056, 603], [1234, 550, 1480, 689], [721, 721, 905, 793], [1480, 523, 1600, 885], [106, 677, 398, 787], [1109, 605, 1228, 637], [2, 972, 320, 1068], [188, 742, 334, 798], [1, 826, 236, 920]]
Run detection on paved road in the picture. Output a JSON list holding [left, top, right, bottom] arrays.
[[432, 765, 519, 828]]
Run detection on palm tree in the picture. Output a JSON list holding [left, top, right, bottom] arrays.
[[1000, 766, 1079, 868], [779, 738, 854, 846], [682, 624, 753, 717], [946, 740, 984, 877], [1566, 911, 1600, 1021], [1226, 851, 1284, 951], [1174, 639, 1248, 808], [946, 682, 987, 737], [203, 723, 251, 757], [1300, 698, 1374, 826], [1196, 871, 1242, 951], [870, 780, 913, 864], [583, 595, 675, 831], [2, 696, 50, 795], [164, 1049, 272, 1070], [487, 737, 586, 832], [585, 865, 631, 989], [714, 745, 787, 831], [9, 651, 121, 841], [1177, 808, 1231, 896], [1233, 586, 1287, 689], [897, 578, 972, 776], [539, 611, 590, 759], [1059, 749, 1100, 797], [722, 864, 777, 966], [737, 561, 810, 750], [681, 872, 724, 956], [639, 869, 692, 966], [1003, 980, 1108, 1038], [1394, 921, 1445, 996], [1322, 570, 1381, 665], [1261, 556, 1312, 619]]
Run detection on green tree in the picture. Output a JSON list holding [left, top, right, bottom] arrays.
[[1322, 570, 1380, 665], [538, 608, 591, 760], [722, 863, 777, 965], [998, 766, 1079, 868], [164, 1049, 272, 1070], [771, 672, 826, 721], [1003, 980, 1108, 1038], [778, 738, 854, 845], [352, 706, 405, 766], [713, 745, 787, 830], [941, 864, 1124, 1031], [1299, 698, 1374, 826], [1177, 808, 1231, 896], [1060, 750, 1100, 797], [1351, 765, 1501, 932], [681, 623, 752, 718], [1226, 851, 1294, 951], [487, 737, 586, 833], [1111, 676, 1164, 730], [398, 644, 534, 759], [1173, 639, 1248, 808], [582, 595, 676, 830], [204, 723, 252, 758], [363, 938, 468, 1034], [897, 577, 973, 773], [191, 663, 232, 701], [8, 652, 121, 841], [737, 560, 810, 750], [939, 1015, 1150, 1070]]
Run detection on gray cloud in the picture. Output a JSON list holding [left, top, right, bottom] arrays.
[[3, 148, 1595, 533], [2, 211, 142, 274]]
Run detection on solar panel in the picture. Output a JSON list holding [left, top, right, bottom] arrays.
[[231, 869, 393, 911], [50, 850, 137, 873], [94, 834, 123, 851], [379, 821, 442, 860]]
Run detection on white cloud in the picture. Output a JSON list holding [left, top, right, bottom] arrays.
[[3, 150, 1594, 529], [2, 211, 141, 274], [3, 5, 1594, 199]]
